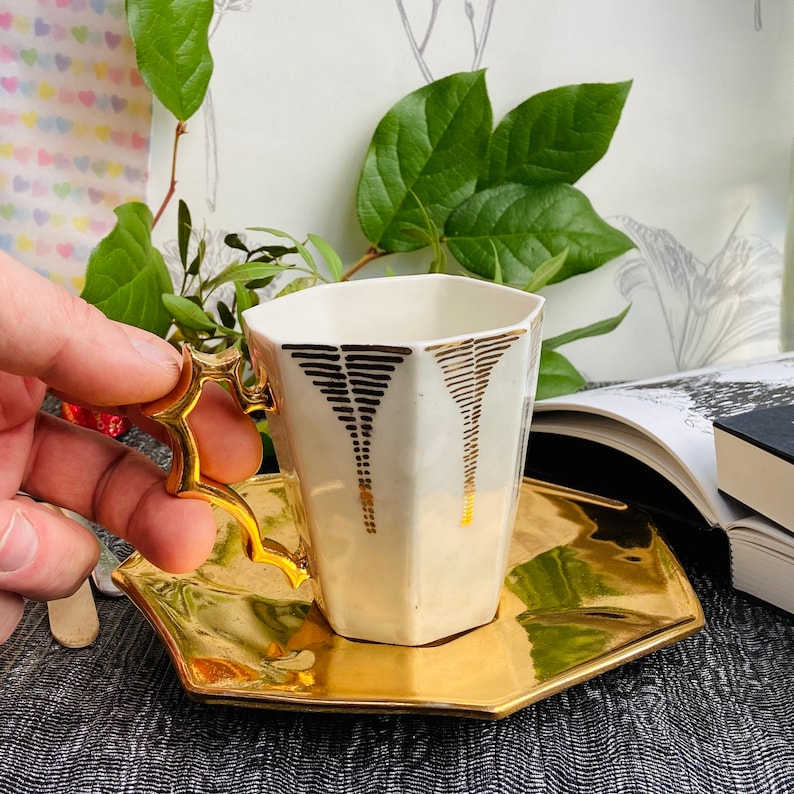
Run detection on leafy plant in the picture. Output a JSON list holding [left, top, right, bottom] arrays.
[[350, 70, 634, 397], [81, 0, 635, 400]]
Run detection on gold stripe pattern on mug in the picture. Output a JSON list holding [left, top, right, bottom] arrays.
[[427, 330, 526, 525], [285, 344, 412, 533]]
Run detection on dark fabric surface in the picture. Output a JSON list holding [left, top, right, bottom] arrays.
[[2, 423, 794, 793]]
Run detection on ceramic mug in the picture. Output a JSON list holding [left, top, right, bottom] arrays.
[[144, 274, 545, 646]]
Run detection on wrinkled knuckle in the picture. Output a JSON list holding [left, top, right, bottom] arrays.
[[58, 296, 105, 354]]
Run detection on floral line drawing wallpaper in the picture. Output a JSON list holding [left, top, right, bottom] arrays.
[[148, 0, 791, 381], [395, 0, 497, 82], [385, 1, 784, 376]]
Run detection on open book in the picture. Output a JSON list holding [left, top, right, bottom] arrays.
[[529, 353, 794, 614]]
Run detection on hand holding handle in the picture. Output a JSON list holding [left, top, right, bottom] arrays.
[[142, 345, 309, 589]]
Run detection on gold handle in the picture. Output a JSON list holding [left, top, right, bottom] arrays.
[[142, 345, 309, 589]]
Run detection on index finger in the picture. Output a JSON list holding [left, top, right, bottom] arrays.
[[0, 252, 181, 406]]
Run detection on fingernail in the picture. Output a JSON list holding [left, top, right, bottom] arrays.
[[0, 510, 38, 572], [131, 337, 180, 368]]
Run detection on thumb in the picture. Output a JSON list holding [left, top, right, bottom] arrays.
[[0, 499, 99, 602], [0, 252, 180, 406]]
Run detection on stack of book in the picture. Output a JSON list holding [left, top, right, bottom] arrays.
[[528, 353, 794, 614]]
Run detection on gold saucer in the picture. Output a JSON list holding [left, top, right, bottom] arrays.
[[113, 475, 703, 720]]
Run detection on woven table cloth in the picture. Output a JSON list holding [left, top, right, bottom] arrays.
[[2, 425, 793, 794]]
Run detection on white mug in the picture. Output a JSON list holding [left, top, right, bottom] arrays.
[[146, 274, 544, 646]]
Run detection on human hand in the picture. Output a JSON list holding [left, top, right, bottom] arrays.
[[0, 253, 263, 643]]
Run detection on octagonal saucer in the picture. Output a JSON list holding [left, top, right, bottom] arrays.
[[113, 475, 703, 719]]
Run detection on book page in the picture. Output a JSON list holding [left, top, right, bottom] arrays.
[[533, 353, 794, 528], [727, 517, 794, 553], [531, 412, 729, 524]]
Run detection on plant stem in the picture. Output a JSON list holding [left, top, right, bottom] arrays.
[[153, 120, 188, 229], [341, 247, 389, 281]]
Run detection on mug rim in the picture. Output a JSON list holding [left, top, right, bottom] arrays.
[[242, 273, 544, 348]]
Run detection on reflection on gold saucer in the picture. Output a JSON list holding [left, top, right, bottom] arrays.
[[113, 475, 703, 720]]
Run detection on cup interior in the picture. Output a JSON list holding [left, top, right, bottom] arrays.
[[243, 274, 542, 345]]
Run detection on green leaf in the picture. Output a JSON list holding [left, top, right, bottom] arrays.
[[357, 70, 492, 252], [536, 349, 586, 400], [126, 0, 214, 121], [247, 227, 317, 274], [187, 237, 205, 277], [256, 422, 276, 460], [177, 199, 191, 268], [248, 245, 295, 261], [234, 281, 255, 328], [217, 300, 236, 329], [207, 261, 293, 290], [490, 240, 503, 284], [81, 201, 173, 336], [276, 276, 313, 298], [445, 182, 635, 285], [482, 81, 632, 188], [224, 233, 250, 254], [404, 192, 446, 273], [162, 293, 217, 332], [523, 248, 568, 292], [543, 305, 630, 351], [243, 278, 275, 290], [307, 233, 344, 282]]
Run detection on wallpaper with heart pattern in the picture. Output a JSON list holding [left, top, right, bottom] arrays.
[[0, 0, 151, 290]]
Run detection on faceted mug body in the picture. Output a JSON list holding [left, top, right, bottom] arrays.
[[243, 274, 545, 646]]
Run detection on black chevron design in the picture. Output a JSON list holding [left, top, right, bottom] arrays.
[[284, 344, 412, 533]]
